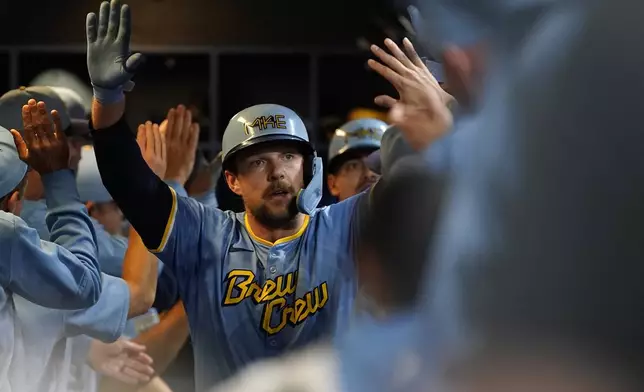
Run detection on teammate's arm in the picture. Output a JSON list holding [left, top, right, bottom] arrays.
[[0, 170, 102, 310], [63, 273, 130, 342]]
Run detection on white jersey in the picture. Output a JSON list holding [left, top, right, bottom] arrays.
[[212, 343, 340, 392]]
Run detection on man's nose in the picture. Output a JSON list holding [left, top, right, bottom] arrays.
[[267, 162, 286, 181]]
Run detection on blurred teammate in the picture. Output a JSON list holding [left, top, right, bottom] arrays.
[[326, 118, 387, 202], [0, 100, 105, 390]]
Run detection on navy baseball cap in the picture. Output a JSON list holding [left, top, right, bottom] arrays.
[[0, 86, 90, 138]]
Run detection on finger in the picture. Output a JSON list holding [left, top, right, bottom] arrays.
[[165, 108, 176, 140], [97, 1, 110, 39], [116, 3, 131, 42], [10, 130, 29, 161], [37, 102, 56, 145], [145, 121, 154, 156], [107, 0, 121, 39], [188, 123, 200, 151], [86, 13, 98, 43], [126, 352, 154, 368], [370, 43, 408, 76], [384, 38, 415, 69], [21, 104, 34, 146], [407, 5, 424, 36], [125, 52, 145, 73], [51, 110, 68, 145], [181, 107, 193, 144], [119, 340, 147, 354], [175, 105, 185, 140], [374, 95, 398, 108], [152, 123, 162, 157], [403, 37, 427, 69], [160, 124, 167, 162], [367, 59, 404, 89], [136, 124, 146, 153], [30, 101, 46, 142]]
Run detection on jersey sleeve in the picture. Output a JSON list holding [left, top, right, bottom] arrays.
[[91, 116, 178, 256], [19, 200, 49, 240], [0, 173, 102, 309], [63, 273, 129, 342]]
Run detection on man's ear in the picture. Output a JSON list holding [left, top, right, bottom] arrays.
[[327, 174, 340, 197], [224, 170, 243, 196]]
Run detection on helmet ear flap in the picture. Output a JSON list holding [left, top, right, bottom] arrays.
[[296, 156, 323, 215]]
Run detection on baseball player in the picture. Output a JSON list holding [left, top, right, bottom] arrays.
[[0, 101, 106, 389], [326, 118, 388, 202], [82, 1, 414, 388]]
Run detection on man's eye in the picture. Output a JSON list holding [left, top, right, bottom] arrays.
[[283, 153, 295, 160], [250, 159, 264, 167]]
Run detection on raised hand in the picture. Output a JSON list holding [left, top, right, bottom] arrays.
[[87, 339, 154, 385], [368, 38, 454, 151], [136, 121, 166, 178], [86, 0, 144, 102], [160, 105, 200, 185], [10, 99, 70, 174]]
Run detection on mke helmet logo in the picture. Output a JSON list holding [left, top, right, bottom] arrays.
[[244, 114, 288, 135], [345, 128, 382, 143]]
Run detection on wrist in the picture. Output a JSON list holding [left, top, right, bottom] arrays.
[[92, 85, 125, 105]]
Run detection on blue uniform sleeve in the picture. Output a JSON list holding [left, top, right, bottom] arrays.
[[0, 170, 101, 309], [20, 199, 129, 278], [0, 170, 101, 310], [63, 273, 129, 342], [20, 200, 49, 240]]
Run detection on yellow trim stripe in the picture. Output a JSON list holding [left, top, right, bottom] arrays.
[[244, 213, 310, 247], [150, 186, 178, 254]]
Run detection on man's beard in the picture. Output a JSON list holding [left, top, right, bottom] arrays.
[[251, 197, 299, 230], [249, 180, 300, 230]]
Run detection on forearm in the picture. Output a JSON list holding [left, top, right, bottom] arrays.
[[133, 302, 189, 376], [92, 98, 125, 130], [124, 227, 159, 318], [90, 112, 175, 252]]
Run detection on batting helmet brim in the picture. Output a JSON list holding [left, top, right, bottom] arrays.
[[222, 133, 315, 167]]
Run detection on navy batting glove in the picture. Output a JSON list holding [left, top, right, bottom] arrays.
[[86, 0, 145, 104]]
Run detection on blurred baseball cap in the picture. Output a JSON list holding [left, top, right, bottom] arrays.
[[0, 86, 90, 138], [0, 125, 28, 199], [76, 145, 112, 203]]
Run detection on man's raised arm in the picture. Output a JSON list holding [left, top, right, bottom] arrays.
[[86, 0, 176, 253]]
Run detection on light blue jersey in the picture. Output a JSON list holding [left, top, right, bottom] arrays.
[[10, 274, 129, 392], [153, 191, 364, 389], [0, 170, 101, 390]]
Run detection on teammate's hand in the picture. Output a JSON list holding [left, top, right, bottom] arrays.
[[11, 99, 70, 174], [187, 152, 222, 197], [87, 339, 154, 385], [86, 0, 144, 100], [160, 104, 200, 185], [137, 121, 167, 178], [368, 38, 454, 151]]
